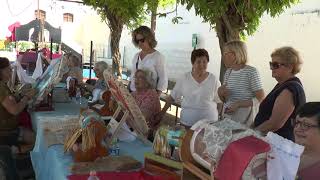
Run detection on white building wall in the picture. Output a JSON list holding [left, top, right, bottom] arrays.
[[0, 0, 109, 61], [121, 1, 320, 101], [120, 5, 222, 80]]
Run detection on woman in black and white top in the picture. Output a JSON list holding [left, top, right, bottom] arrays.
[[218, 40, 265, 125], [129, 26, 168, 95]]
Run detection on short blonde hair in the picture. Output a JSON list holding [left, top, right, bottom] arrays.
[[94, 61, 109, 72], [132, 26, 157, 48], [271, 46, 302, 75], [135, 69, 156, 89], [224, 40, 248, 65]]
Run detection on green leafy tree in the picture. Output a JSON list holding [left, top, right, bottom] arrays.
[[82, 0, 175, 76], [146, 0, 176, 32], [179, 0, 299, 79], [82, 0, 146, 77]]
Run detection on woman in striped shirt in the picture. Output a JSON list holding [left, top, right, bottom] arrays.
[[218, 40, 265, 125]]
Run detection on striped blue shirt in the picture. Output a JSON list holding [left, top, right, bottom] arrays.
[[223, 65, 262, 107]]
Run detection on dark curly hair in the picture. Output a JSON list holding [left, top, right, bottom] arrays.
[[191, 49, 209, 64], [296, 102, 320, 128], [0, 57, 10, 81], [0, 57, 10, 69]]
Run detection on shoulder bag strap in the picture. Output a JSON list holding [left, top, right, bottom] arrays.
[[219, 69, 233, 120], [136, 55, 140, 69]]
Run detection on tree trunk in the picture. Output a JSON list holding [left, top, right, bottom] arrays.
[[150, 0, 159, 33], [104, 7, 124, 78], [151, 9, 157, 32], [215, 8, 241, 82], [110, 29, 123, 78]]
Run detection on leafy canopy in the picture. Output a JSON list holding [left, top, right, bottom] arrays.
[[82, 0, 176, 29], [179, 0, 300, 36], [82, 0, 147, 29]]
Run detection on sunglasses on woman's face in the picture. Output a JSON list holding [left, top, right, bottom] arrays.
[[135, 38, 145, 44], [269, 61, 286, 70]]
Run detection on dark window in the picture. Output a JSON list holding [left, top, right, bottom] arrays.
[[63, 13, 74, 23], [34, 10, 46, 21]]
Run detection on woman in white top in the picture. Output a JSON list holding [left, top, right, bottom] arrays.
[[158, 49, 221, 127], [129, 26, 168, 94], [218, 40, 265, 125]]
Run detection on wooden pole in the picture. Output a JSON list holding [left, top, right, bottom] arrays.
[[50, 38, 53, 60], [89, 41, 93, 80], [37, 0, 40, 19]]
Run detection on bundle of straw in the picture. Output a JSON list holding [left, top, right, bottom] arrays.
[[64, 117, 105, 153], [81, 125, 96, 151], [64, 127, 82, 152]]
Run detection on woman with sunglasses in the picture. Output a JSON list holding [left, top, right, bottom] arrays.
[[254, 47, 306, 140], [129, 26, 168, 95], [218, 40, 265, 125], [293, 102, 320, 179]]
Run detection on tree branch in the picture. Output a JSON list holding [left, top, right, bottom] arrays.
[[221, 14, 236, 40], [156, 0, 178, 17]]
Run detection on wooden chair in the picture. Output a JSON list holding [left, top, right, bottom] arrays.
[[180, 130, 211, 180], [144, 152, 182, 180], [159, 80, 181, 124]]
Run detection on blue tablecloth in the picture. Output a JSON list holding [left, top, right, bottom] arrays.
[[31, 102, 152, 180]]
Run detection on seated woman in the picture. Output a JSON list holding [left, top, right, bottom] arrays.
[[157, 49, 221, 128], [81, 61, 108, 93], [66, 54, 83, 82], [64, 54, 83, 96], [254, 47, 306, 140], [80, 61, 109, 112], [293, 102, 320, 179], [131, 69, 161, 139], [0, 57, 36, 147]]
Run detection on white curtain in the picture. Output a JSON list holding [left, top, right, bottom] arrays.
[[15, 53, 43, 84]]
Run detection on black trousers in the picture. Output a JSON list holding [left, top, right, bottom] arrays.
[[0, 146, 19, 180], [0, 129, 19, 147]]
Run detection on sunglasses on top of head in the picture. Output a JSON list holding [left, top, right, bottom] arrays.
[[135, 38, 145, 44], [269, 62, 287, 70]]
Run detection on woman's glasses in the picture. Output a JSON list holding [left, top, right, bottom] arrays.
[[292, 118, 319, 131], [135, 38, 145, 44], [269, 62, 286, 70]]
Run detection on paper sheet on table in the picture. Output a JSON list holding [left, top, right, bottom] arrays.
[[266, 132, 304, 180]]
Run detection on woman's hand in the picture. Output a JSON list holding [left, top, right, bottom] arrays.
[[156, 90, 162, 96], [24, 88, 37, 100], [225, 102, 240, 114], [79, 83, 94, 92], [217, 84, 229, 102], [154, 111, 166, 123]]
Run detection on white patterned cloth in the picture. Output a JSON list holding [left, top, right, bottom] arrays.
[[190, 119, 262, 168]]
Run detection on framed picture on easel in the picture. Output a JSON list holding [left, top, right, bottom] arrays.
[[103, 68, 149, 147], [32, 55, 66, 111]]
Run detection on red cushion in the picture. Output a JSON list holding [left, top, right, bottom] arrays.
[[68, 169, 176, 180]]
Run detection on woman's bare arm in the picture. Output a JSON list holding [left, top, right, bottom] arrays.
[[255, 89, 295, 134]]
